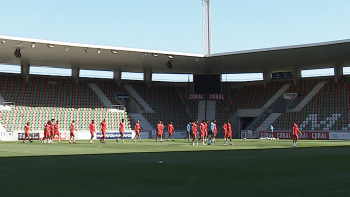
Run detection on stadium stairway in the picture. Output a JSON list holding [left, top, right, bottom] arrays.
[[124, 84, 155, 113], [197, 100, 216, 121], [292, 81, 326, 112], [0, 92, 6, 104], [88, 83, 113, 108], [262, 84, 291, 109], [129, 113, 154, 132], [197, 100, 206, 121], [255, 113, 282, 131], [206, 100, 216, 122]]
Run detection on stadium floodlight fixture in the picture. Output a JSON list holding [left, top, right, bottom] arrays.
[[84, 48, 88, 53], [167, 55, 174, 59], [1, 39, 5, 44], [152, 53, 158, 57], [17, 41, 21, 47], [195, 58, 199, 62], [143, 53, 147, 57], [47, 44, 54, 48], [31, 43, 36, 48], [111, 50, 118, 54], [14, 48, 21, 58], [65, 46, 69, 52], [97, 49, 101, 55]]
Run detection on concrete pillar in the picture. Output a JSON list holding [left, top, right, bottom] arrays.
[[21, 64, 30, 82], [293, 68, 301, 85], [144, 69, 152, 88], [334, 61, 344, 83], [72, 67, 80, 84], [263, 70, 271, 87], [113, 69, 122, 86]]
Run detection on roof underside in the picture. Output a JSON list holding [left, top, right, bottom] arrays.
[[0, 35, 350, 74]]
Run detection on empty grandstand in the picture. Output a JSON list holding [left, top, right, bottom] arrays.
[[1, 34, 350, 140]]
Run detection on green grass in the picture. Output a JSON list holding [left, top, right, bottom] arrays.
[[0, 139, 349, 197]]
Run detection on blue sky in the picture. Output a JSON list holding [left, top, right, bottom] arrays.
[[1, 0, 350, 81]]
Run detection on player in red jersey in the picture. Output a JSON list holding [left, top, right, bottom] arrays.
[[191, 120, 198, 146], [198, 120, 207, 145], [42, 120, 51, 143], [23, 122, 33, 143], [49, 119, 55, 144], [100, 119, 107, 143], [223, 121, 228, 146], [54, 120, 61, 143], [89, 120, 96, 143], [133, 120, 143, 142], [156, 120, 164, 142], [292, 121, 302, 147], [226, 120, 233, 145], [167, 121, 175, 141], [69, 120, 77, 144], [117, 119, 126, 143]]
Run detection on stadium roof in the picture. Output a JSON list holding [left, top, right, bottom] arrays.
[[1, 34, 350, 74]]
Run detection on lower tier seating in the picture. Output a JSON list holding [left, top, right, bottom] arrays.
[[0, 74, 131, 131]]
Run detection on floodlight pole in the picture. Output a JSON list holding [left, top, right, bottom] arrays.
[[202, 0, 212, 55]]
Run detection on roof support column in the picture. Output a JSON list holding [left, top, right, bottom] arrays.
[[334, 61, 343, 83], [72, 67, 80, 85], [263, 70, 271, 87], [21, 63, 30, 82], [144, 69, 152, 88], [293, 68, 301, 85], [113, 69, 122, 86]]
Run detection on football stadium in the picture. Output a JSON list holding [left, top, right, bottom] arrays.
[[1, 0, 350, 196]]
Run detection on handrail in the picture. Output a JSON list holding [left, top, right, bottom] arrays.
[[285, 95, 298, 112], [2, 102, 15, 106], [244, 107, 267, 130]]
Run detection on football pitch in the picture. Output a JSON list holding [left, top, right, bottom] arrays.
[[0, 139, 349, 197]]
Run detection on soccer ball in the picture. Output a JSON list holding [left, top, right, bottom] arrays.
[[244, 138, 246, 140], [159, 161, 163, 164]]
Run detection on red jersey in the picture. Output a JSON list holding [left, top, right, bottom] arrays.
[[293, 123, 299, 135], [25, 125, 30, 133], [101, 121, 107, 132], [204, 123, 208, 132], [44, 124, 50, 133], [192, 123, 197, 132], [227, 123, 232, 133], [135, 123, 141, 132], [223, 124, 228, 133], [119, 122, 125, 132], [50, 123, 55, 132], [200, 123, 205, 133], [70, 123, 75, 132], [213, 123, 217, 133], [168, 124, 174, 132], [89, 123, 96, 132], [157, 124, 164, 132], [54, 124, 59, 132]]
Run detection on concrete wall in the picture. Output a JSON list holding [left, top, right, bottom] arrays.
[[237, 109, 263, 117]]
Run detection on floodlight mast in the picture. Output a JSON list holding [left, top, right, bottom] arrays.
[[202, 0, 212, 55]]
